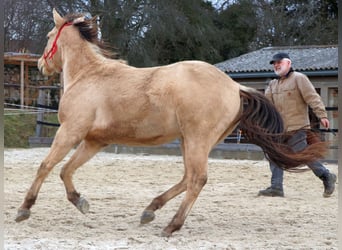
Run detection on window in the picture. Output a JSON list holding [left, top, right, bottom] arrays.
[[326, 88, 338, 146]]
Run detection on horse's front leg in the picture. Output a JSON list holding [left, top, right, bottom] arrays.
[[60, 139, 104, 214], [15, 126, 80, 222]]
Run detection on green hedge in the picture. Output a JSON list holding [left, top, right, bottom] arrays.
[[4, 111, 58, 148]]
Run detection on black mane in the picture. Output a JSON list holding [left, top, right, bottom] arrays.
[[65, 14, 99, 44], [64, 13, 117, 59]]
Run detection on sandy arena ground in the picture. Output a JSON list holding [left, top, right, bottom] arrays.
[[4, 148, 338, 249]]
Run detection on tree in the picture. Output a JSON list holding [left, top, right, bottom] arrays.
[[4, 0, 338, 64], [214, 0, 257, 59], [4, 0, 90, 53], [250, 0, 338, 49], [4, 0, 52, 53], [127, 0, 224, 66]]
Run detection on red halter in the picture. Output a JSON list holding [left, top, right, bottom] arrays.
[[43, 22, 73, 64]]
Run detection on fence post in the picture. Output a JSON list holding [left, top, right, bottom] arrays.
[[35, 88, 46, 137]]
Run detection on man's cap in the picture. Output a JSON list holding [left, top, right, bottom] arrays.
[[269, 52, 290, 64]]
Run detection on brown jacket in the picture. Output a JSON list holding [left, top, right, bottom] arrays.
[[265, 71, 327, 131]]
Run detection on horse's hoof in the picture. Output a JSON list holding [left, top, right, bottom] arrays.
[[140, 210, 155, 224], [161, 229, 172, 237], [76, 197, 89, 214], [15, 209, 31, 222]]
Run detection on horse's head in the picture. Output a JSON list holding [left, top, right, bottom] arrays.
[[38, 9, 120, 76], [38, 9, 67, 75], [38, 9, 88, 75]]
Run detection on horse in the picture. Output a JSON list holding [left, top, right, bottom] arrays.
[[15, 9, 327, 237]]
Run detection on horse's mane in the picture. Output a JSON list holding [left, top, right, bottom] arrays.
[[64, 13, 120, 60]]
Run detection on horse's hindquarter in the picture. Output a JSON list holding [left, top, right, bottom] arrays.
[[59, 61, 241, 146], [166, 61, 242, 142]]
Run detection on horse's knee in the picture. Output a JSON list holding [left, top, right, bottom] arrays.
[[198, 175, 208, 186], [186, 174, 207, 196], [37, 162, 51, 176], [191, 174, 207, 187]]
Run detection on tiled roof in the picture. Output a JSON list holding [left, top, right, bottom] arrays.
[[215, 45, 338, 73]]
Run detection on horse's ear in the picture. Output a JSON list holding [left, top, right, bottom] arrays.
[[53, 8, 64, 28]]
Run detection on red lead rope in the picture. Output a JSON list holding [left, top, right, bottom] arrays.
[[43, 22, 73, 64]]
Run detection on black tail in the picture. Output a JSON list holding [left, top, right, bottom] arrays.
[[238, 86, 327, 171]]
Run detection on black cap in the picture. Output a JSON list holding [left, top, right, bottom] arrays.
[[269, 52, 290, 64]]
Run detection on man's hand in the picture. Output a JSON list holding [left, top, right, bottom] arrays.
[[320, 118, 330, 128]]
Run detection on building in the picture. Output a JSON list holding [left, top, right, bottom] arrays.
[[4, 52, 61, 108], [4, 52, 62, 146], [215, 45, 338, 161]]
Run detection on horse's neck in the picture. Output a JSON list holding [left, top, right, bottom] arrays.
[[62, 44, 102, 91]]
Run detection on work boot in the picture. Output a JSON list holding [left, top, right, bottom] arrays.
[[258, 187, 284, 197], [320, 172, 337, 197]]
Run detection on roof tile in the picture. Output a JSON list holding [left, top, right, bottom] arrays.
[[215, 45, 338, 73]]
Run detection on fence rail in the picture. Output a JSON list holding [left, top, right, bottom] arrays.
[[28, 86, 338, 162]]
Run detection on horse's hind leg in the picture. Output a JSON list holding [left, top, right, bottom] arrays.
[[141, 141, 188, 224], [59, 139, 104, 214], [141, 176, 188, 224], [15, 126, 81, 222], [146, 138, 209, 237], [162, 146, 209, 237]]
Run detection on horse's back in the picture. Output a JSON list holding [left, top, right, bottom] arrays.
[[158, 61, 241, 119]]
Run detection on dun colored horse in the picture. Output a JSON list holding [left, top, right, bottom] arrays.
[[15, 9, 327, 236]]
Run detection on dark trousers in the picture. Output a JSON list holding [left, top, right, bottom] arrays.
[[270, 130, 329, 189]]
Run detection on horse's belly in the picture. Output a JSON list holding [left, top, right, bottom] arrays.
[[86, 119, 180, 146]]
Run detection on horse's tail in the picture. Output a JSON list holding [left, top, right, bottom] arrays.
[[238, 86, 328, 171]]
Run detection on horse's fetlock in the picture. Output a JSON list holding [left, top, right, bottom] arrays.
[[67, 191, 80, 204], [24, 196, 37, 209], [152, 198, 164, 210], [169, 218, 184, 232]]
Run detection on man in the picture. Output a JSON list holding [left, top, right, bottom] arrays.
[[258, 52, 336, 197]]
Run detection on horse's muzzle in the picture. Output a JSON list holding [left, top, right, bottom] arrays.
[[37, 58, 54, 76]]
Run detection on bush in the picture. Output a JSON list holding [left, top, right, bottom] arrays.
[[4, 110, 58, 148]]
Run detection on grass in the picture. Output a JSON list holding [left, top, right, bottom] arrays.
[[4, 110, 59, 148]]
